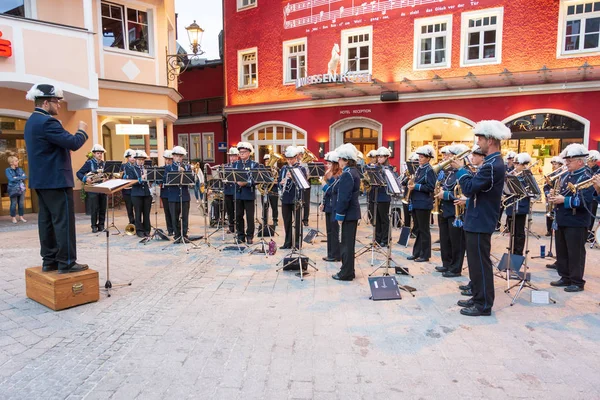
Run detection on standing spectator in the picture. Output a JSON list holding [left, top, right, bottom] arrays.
[[5, 154, 27, 224]]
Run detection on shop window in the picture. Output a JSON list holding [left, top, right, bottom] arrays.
[[560, 1, 600, 55], [283, 38, 307, 84], [237, 0, 257, 11], [460, 8, 503, 66], [1, 1, 24, 17], [101, 1, 149, 54], [414, 15, 452, 70], [238, 48, 258, 89], [341, 26, 372, 74], [202, 133, 214, 162], [242, 123, 306, 159]]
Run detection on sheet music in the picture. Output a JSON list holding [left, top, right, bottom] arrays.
[[93, 179, 136, 190]]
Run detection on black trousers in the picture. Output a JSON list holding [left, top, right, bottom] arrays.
[[375, 202, 390, 245], [282, 203, 302, 248], [236, 199, 255, 239], [589, 200, 598, 232], [546, 215, 553, 234], [411, 209, 431, 259], [132, 195, 152, 236], [161, 197, 174, 234], [169, 200, 190, 239], [225, 194, 235, 231], [465, 231, 494, 312], [402, 203, 412, 228], [261, 194, 279, 225], [302, 188, 310, 223], [338, 220, 358, 279], [123, 193, 135, 224], [497, 206, 505, 229], [555, 226, 587, 287], [368, 200, 375, 225], [438, 214, 465, 274], [510, 214, 527, 256], [325, 212, 340, 259], [87, 192, 107, 229], [36, 188, 77, 270]]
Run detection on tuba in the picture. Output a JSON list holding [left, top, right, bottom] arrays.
[[301, 148, 317, 163], [267, 152, 283, 168]]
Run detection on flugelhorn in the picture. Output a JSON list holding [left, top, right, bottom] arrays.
[[567, 177, 595, 194], [431, 149, 472, 175]]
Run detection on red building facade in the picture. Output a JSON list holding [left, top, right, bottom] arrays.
[[224, 0, 600, 173], [174, 60, 226, 164]]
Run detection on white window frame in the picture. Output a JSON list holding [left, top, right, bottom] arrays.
[[177, 133, 189, 161], [283, 37, 308, 85], [238, 47, 258, 90], [413, 15, 453, 71], [460, 7, 504, 67], [557, 0, 600, 58], [242, 123, 307, 156], [100, 1, 154, 58], [189, 133, 201, 161], [202, 132, 215, 162], [237, 0, 257, 11], [341, 26, 373, 75]]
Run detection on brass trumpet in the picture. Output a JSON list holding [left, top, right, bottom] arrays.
[[567, 177, 595, 194], [431, 149, 472, 174]]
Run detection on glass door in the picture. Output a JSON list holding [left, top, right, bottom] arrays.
[[0, 137, 34, 216]]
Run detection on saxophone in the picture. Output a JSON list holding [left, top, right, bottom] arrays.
[[432, 181, 441, 215], [402, 175, 415, 205]]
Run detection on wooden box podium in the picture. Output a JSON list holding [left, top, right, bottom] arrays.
[[25, 267, 99, 311]]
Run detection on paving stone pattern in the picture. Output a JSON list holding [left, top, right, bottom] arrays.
[[0, 206, 599, 399]]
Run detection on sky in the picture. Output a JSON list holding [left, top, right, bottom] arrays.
[[175, 0, 223, 60]]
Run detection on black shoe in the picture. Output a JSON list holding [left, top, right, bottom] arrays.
[[322, 257, 336, 262], [460, 306, 491, 317], [564, 285, 584, 292], [58, 263, 89, 274], [280, 245, 291, 250], [332, 273, 353, 281], [461, 289, 473, 296], [407, 255, 418, 260], [98, 225, 105, 232], [42, 264, 58, 272], [246, 238, 254, 245], [435, 266, 448, 273], [546, 263, 557, 270], [442, 271, 461, 278], [457, 299, 474, 308], [168, 232, 174, 236], [459, 284, 471, 291], [414, 257, 429, 263], [92, 227, 98, 233], [273, 221, 278, 227], [236, 237, 246, 243], [550, 278, 571, 287], [545, 232, 552, 237], [303, 221, 309, 227], [173, 237, 182, 244], [137, 232, 145, 238]]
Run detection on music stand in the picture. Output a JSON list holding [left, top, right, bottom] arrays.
[[218, 167, 246, 252], [101, 161, 125, 234], [276, 166, 317, 280], [84, 179, 136, 296], [142, 167, 169, 244], [249, 167, 275, 255], [307, 162, 326, 239], [355, 166, 387, 264], [162, 170, 199, 253], [144, 159, 153, 168]]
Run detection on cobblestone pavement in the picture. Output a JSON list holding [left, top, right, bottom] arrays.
[[0, 202, 599, 400]]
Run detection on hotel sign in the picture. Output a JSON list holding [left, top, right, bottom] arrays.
[[0, 31, 12, 58], [296, 72, 372, 89]]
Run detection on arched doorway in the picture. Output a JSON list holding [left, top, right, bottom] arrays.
[[0, 115, 34, 216], [329, 117, 382, 152], [241, 121, 307, 164], [342, 127, 378, 156]]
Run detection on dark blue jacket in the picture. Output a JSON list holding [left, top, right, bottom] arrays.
[[166, 162, 191, 202], [410, 164, 435, 210], [554, 167, 594, 228], [440, 169, 459, 218], [335, 166, 361, 221], [159, 164, 170, 199], [322, 177, 338, 213], [223, 163, 236, 196], [505, 175, 531, 216], [279, 163, 307, 205], [76, 158, 105, 183], [24, 108, 88, 189], [456, 152, 505, 234], [123, 163, 151, 197], [233, 159, 259, 201], [5, 167, 27, 191], [121, 163, 132, 195]]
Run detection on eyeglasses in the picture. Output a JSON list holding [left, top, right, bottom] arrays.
[[48, 99, 61, 104]]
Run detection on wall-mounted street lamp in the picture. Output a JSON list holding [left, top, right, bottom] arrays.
[[166, 20, 205, 82]]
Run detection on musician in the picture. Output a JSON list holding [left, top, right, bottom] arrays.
[[374, 147, 392, 247], [224, 147, 239, 234], [548, 144, 594, 292], [406, 145, 436, 263], [280, 146, 306, 249], [366, 149, 377, 224], [124, 150, 152, 238], [296, 146, 311, 227], [498, 151, 517, 231], [233, 142, 259, 244], [160, 150, 174, 236], [543, 156, 565, 237], [332, 143, 361, 281], [167, 146, 192, 243], [506, 153, 533, 256], [262, 154, 279, 227], [122, 149, 136, 226], [451, 120, 510, 316], [434, 144, 468, 278], [586, 150, 600, 239], [76, 144, 107, 233], [321, 151, 341, 261], [24, 83, 90, 274], [402, 152, 419, 237]]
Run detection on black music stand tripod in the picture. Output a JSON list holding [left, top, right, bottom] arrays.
[[102, 161, 125, 235], [142, 167, 169, 244], [307, 162, 327, 238], [162, 170, 200, 253], [218, 167, 246, 253], [276, 167, 317, 280], [355, 167, 387, 265], [250, 167, 274, 255]]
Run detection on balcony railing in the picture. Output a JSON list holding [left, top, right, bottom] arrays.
[[178, 97, 224, 118]]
